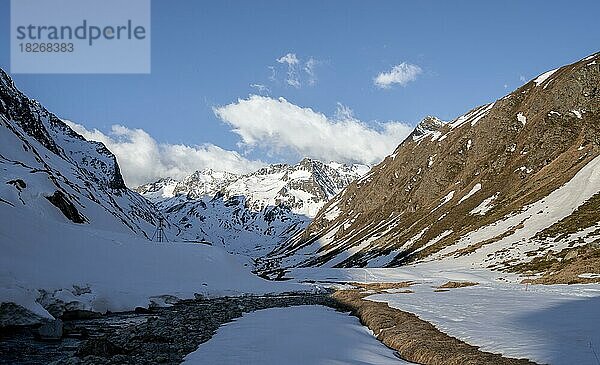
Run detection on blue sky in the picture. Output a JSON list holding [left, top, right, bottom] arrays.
[[1, 0, 598, 185]]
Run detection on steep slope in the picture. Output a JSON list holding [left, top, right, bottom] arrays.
[[267, 53, 600, 282], [0, 69, 301, 326], [137, 159, 368, 258], [0, 68, 170, 238]]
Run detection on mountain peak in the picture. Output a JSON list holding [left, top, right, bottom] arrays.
[[410, 115, 446, 142]]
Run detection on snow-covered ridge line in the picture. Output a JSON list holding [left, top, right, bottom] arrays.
[[136, 158, 370, 259]]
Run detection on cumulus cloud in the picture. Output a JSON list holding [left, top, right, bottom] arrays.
[[374, 62, 422, 88], [213, 95, 412, 165], [65, 121, 265, 187]]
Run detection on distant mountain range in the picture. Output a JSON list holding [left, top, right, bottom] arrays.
[[135, 160, 368, 259]]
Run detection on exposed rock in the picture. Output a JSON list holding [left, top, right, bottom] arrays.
[[46, 191, 87, 224], [38, 319, 63, 340], [0, 302, 47, 327]]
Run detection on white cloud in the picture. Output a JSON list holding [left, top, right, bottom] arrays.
[[519, 75, 527, 82], [65, 121, 264, 187], [304, 57, 319, 86], [334, 102, 354, 121], [276, 53, 299, 65], [250, 83, 270, 95], [374, 62, 422, 88], [213, 95, 412, 165], [277, 52, 301, 88], [271, 53, 320, 88], [268, 66, 277, 82]]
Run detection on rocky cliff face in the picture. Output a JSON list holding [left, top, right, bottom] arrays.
[[0, 68, 170, 238], [136, 159, 369, 258], [266, 53, 600, 282]]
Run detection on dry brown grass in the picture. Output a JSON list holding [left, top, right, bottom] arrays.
[[519, 243, 600, 284], [350, 281, 413, 293], [332, 289, 538, 365], [535, 193, 600, 240], [448, 223, 525, 257], [437, 281, 479, 289]]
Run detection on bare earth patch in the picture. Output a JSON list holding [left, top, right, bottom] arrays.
[[332, 289, 538, 365]]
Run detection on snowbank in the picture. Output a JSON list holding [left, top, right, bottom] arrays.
[[184, 305, 409, 365], [0, 208, 305, 323], [368, 283, 600, 365], [287, 266, 600, 364]]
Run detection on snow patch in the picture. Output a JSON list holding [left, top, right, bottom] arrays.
[[0, 207, 303, 322], [450, 103, 495, 129], [414, 230, 453, 254], [571, 109, 584, 119], [458, 183, 482, 204], [469, 193, 499, 215], [516, 112, 527, 125], [533, 68, 559, 87], [368, 282, 600, 365], [184, 306, 407, 365], [432, 191, 455, 212]]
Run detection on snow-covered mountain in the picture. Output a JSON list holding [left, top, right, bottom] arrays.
[[136, 159, 369, 259], [266, 52, 600, 284], [0, 68, 174, 238], [0, 68, 299, 325]]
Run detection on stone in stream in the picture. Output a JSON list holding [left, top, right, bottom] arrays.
[[38, 319, 64, 340]]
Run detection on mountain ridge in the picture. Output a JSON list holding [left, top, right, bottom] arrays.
[[263, 52, 600, 283], [136, 158, 369, 258], [0, 67, 171, 238]]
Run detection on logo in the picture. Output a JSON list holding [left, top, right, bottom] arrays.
[[10, 0, 151, 74]]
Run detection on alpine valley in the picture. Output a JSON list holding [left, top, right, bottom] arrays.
[[1, 51, 600, 365]]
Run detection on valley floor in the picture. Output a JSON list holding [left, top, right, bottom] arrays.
[[4, 265, 599, 364], [184, 305, 409, 365], [2, 215, 599, 364], [287, 266, 600, 365]]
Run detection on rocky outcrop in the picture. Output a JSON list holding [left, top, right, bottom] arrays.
[[46, 191, 87, 224]]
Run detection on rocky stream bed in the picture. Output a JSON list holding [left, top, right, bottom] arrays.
[[0, 292, 343, 365]]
